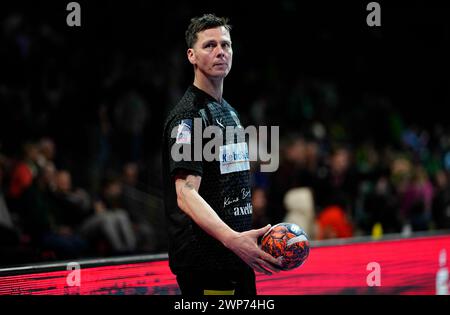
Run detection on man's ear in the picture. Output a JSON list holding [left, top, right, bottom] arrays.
[[187, 48, 196, 65]]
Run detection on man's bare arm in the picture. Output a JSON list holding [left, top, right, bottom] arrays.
[[175, 174, 238, 246]]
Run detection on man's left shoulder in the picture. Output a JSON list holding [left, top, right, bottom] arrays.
[[222, 100, 239, 115]]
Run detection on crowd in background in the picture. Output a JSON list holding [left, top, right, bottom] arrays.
[[0, 137, 161, 264], [1, 1, 450, 265]]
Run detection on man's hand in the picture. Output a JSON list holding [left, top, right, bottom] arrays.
[[224, 224, 283, 275]]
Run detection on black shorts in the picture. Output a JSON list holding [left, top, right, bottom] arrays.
[[176, 268, 256, 296]]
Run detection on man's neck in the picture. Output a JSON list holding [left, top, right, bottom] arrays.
[[193, 74, 224, 103]]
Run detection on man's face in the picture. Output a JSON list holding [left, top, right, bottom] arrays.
[[188, 26, 233, 79], [56, 171, 71, 193]]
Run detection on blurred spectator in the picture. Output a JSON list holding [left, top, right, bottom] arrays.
[[432, 170, 450, 229], [304, 140, 321, 176], [39, 169, 89, 259], [390, 155, 412, 194], [315, 205, 353, 240], [267, 136, 310, 223], [1, 149, 37, 264], [7, 142, 39, 201], [0, 186, 14, 232], [283, 187, 315, 238], [121, 162, 157, 252], [399, 165, 434, 231], [4, 142, 42, 244], [316, 146, 359, 216], [51, 170, 91, 228], [80, 199, 136, 254], [362, 175, 402, 235], [36, 137, 56, 169], [7, 162, 89, 260], [80, 176, 137, 254], [0, 159, 20, 250]]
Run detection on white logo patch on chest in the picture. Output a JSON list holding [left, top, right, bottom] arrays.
[[219, 142, 250, 174]]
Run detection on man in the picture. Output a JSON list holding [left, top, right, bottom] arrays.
[[162, 14, 282, 295]]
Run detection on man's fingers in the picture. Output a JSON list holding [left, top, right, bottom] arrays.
[[253, 224, 272, 238], [252, 263, 272, 276], [256, 258, 281, 273], [260, 250, 284, 267]]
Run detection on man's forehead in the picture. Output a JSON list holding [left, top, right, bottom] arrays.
[[197, 26, 231, 41]]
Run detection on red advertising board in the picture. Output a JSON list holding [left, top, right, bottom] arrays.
[[0, 235, 449, 295], [257, 234, 450, 294]]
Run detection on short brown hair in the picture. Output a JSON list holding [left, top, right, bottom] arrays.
[[185, 13, 232, 48]]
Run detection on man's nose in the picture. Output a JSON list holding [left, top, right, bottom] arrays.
[[215, 46, 225, 58]]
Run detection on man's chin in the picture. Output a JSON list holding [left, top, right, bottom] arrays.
[[210, 70, 230, 79]]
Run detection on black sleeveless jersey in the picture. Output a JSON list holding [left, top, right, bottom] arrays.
[[162, 85, 253, 274]]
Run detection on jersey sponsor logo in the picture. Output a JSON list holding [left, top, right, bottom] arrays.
[[219, 142, 250, 174], [223, 188, 252, 208], [233, 202, 253, 216], [223, 202, 253, 217], [175, 119, 192, 144], [215, 118, 225, 129]]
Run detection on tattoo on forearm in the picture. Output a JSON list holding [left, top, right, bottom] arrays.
[[184, 181, 195, 190]]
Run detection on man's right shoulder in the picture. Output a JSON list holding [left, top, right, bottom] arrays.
[[164, 89, 200, 129]]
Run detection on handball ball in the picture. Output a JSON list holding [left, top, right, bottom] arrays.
[[261, 222, 310, 270]]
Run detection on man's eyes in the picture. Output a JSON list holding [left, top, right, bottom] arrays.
[[204, 42, 231, 49]]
